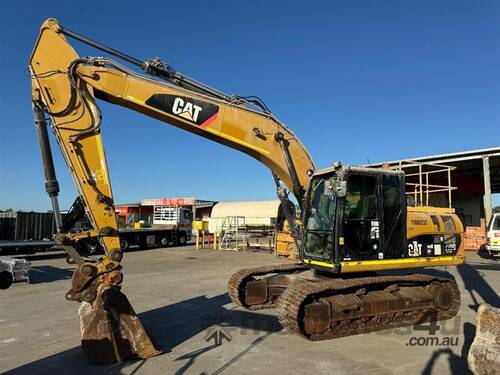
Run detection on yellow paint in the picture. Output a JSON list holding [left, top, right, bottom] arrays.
[[204, 127, 270, 155], [340, 255, 465, 273], [30, 19, 121, 260], [408, 206, 455, 214], [126, 94, 270, 156], [303, 255, 465, 273], [339, 236, 344, 245], [303, 258, 334, 268], [126, 94, 145, 105], [406, 209, 463, 255]]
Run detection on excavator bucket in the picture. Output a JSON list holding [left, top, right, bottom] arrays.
[[78, 286, 162, 364]]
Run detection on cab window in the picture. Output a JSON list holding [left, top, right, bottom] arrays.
[[491, 215, 500, 230], [304, 175, 336, 260], [344, 175, 377, 220], [383, 175, 400, 237], [306, 177, 336, 231]]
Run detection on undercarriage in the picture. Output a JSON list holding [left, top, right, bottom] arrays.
[[228, 264, 460, 340]]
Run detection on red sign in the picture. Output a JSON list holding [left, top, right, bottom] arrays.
[[115, 206, 128, 215], [140, 197, 196, 206]]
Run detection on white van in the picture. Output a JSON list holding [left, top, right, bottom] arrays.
[[486, 213, 500, 257]]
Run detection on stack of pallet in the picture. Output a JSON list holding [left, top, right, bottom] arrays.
[[464, 226, 486, 252], [275, 231, 299, 260]]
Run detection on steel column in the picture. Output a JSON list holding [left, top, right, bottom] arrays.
[[482, 156, 492, 225]]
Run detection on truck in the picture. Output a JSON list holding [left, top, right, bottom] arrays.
[[0, 202, 193, 256], [486, 212, 500, 257], [118, 204, 193, 250]]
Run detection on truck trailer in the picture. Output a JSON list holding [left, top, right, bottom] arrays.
[[0, 211, 59, 255]]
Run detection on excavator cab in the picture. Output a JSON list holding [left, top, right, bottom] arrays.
[[303, 166, 407, 269]]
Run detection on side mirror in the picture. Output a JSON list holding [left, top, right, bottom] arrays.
[[334, 181, 347, 198]]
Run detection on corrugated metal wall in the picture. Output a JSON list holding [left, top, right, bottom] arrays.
[[0, 212, 55, 241]]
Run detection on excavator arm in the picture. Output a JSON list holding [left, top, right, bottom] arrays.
[[29, 18, 315, 364]]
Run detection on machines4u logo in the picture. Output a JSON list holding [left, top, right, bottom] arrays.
[[145, 94, 219, 127]]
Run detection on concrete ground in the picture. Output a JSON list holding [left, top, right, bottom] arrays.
[[0, 246, 498, 375]]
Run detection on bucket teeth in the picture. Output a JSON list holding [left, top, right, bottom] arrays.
[[79, 286, 162, 364]]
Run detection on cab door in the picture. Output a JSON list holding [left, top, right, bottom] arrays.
[[380, 174, 406, 259], [341, 173, 381, 260]]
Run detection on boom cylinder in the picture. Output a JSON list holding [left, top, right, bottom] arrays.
[[275, 132, 305, 207], [32, 102, 63, 231], [272, 173, 302, 251]]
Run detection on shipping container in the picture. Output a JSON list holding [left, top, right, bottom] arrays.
[[0, 211, 55, 241]]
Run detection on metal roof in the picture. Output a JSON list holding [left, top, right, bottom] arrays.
[[210, 200, 281, 219], [367, 147, 500, 167], [366, 147, 500, 193], [115, 203, 141, 208]]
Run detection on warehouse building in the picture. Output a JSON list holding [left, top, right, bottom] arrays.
[[368, 147, 499, 228]]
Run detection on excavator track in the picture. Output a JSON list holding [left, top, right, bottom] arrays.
[[228, 263, 308, 310], [276, 274, 460, 340]]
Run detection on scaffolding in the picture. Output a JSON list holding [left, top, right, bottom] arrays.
[[216, 216, 275, 252], [219, 216, 247, 251], [387, 160, 457, 208]]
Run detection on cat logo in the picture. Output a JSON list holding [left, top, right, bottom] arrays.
[[172, 97, 203, 123], [145, 94, 219, 127], [408, 241, 422, 257]]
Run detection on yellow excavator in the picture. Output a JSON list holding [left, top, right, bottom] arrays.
[[30, 19, 465, 364]]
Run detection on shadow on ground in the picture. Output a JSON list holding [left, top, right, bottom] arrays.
[[477, 246, 499, 261], [379, 259, 499, 374], [4, 293, 280, 375], [456, 263, 500, 311], [29, 265, 74, 283], [381, 261, 500, 311], [6, 257, 500, 374], [420, 321, 476, 375]]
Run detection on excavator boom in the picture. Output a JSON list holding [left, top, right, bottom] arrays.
[[30, 18, 315, 364]]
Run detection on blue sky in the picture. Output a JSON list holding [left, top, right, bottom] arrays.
[[0, 0, 499, 211]]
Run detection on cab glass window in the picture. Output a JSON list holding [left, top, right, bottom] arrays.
[[344, 175, 377, 220], [305, 176, 336, 231], [491, 216, 500, 230], [304, 175, 336, 260], [383, 175, 400, 236]]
